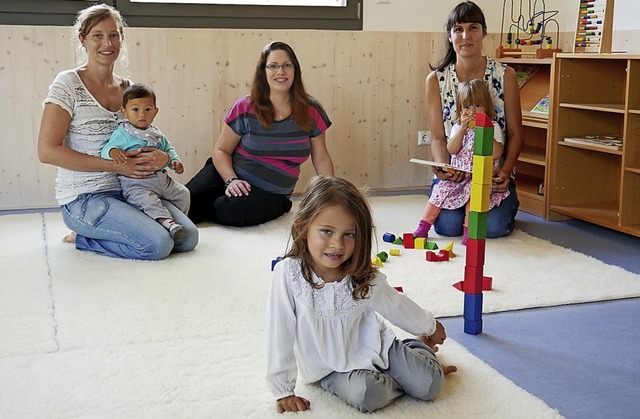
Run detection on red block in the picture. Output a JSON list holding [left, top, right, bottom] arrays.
[[475, 112, 493, 127], [426, 249, 450, 262], [463, 265, 483, 294], [403, 233, 414, 249], [482, 276, 493, 291], [465, 238, 486, 267], [393, 286, 404, 293]]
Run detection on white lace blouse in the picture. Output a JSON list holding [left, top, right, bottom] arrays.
[[44, 70, 126, 205], [265, 257, 436, 400]]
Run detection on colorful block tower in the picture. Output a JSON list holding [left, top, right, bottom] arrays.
[[462, 112, 493, 335]]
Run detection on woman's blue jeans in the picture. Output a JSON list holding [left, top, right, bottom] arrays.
[[61, 190, 198, 260], [428, 178, 519, 238]]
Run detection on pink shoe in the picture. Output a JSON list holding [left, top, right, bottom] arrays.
[[413, 220, 431, 239], [461, 226, 468, 246]]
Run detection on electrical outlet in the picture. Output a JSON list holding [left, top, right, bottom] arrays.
[[418, 131, 431, 146]]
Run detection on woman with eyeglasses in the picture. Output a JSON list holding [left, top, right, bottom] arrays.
[[186, 41, 334, 227]]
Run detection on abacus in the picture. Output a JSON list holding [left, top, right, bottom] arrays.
[[573, 0, 614, 53]]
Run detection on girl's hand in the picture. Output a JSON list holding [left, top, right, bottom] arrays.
[[225, 179, 251, 198], [276, 395, 310, 413], [460, 112, 474, 128]]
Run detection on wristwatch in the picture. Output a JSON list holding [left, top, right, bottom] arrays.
[[224, 177, 238, 187]]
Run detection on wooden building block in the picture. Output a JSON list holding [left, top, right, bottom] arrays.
[[482, 275, 493, 291], [464, 293, 483, 321], [376, 251, 388, 262], [389, 248, 401, 256], [425, 241, 438, 250], [402, 233, 414, 249], [469, 182, 491, 212], [463, 265, 483, 294], [471, 155, 493, 185], [414, 237, 426, 249], [474, 112, 493, 127], [464, 319, 483, 335], [473, 126, 494, 156], [467, 211, 487, 239], [426, 249, 450, 262], [465, 238, 486, 267], [382, 232, 396, 243]]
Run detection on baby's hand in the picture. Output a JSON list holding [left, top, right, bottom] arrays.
[[276, 395, 310, 413], [109, 148, 128, 165], [460, 112, 475, 127], [172, 161, 184, 174], [420, 320, 447, 351]]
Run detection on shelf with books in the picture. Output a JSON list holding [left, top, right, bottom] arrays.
[[497, 57, 553, 218], [548, 53, 640, 237]]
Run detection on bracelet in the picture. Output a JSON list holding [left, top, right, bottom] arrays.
[[224, 177, 238, 187]]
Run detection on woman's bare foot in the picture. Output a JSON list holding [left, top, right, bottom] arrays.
[[443, 365, 458, 375], [62, 232, 77, 244]]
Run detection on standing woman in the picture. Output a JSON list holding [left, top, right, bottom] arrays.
[[425, 1, 522, 238], [38, 4, 198, 259], [186, 41, 335, 227]]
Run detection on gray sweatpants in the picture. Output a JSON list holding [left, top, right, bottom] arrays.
[[320, 338, 445, 413], [119, 170, 190, 221]]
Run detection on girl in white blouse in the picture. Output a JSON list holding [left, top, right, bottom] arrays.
[[266, 176, 456, 413]]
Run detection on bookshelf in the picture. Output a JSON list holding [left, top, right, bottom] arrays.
[[498, 57, 554, 218], [548, 53, 640, 238]]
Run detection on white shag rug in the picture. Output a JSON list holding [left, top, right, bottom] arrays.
[[3, 194, 638, 417]]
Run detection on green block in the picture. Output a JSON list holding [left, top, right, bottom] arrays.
[[393, 237, 404, 245], [473, 126, 494, 156], [467, 211, 487, 239], [425, 241, 439, 250]]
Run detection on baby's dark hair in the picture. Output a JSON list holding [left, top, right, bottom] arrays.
[[122, 83, 156, 108], [285, 176, 377, 300]]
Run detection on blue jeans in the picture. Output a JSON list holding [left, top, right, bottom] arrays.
[[61, 190, 198, 260], [429, 178, 519, 238]]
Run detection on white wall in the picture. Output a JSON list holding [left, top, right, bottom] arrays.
[[363, 0, 639, 33]]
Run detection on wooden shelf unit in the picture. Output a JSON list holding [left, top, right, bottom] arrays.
[[548, 53, 640, 238], [498, 57, 553, 218]]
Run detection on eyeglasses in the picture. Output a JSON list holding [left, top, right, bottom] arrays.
[[265, 63, 294, 72]]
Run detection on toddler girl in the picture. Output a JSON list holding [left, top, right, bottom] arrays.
[[266, 176, 456, 413], [414, 78, 509, 244]]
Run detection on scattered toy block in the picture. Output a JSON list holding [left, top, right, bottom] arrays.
[[371, 256, 383, 267], [426, 249, 450, 262], [414, 237, 426, 249], [471, 155, 493, 185], [442, 240, 456, 258], [465, 238, 486, 267], [482, 275, 493, 291], [389, 248, 401, 256], [464, 293, 483, 321], [393, 286, 403, 293], [377, 251, 388, 262], [452, 281, 464, 292], [393, 237, 404, 245], [403, 233, 415, 249], [425, 241, 438, 250], [382, 232, 396, 243], [464, 318, 483, 335], [463, 265, 483, 294], [271, 256, 282, 271], [467, 211, 487, 239]]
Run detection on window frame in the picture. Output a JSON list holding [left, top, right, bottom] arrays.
[[0, 0, 362, 30]]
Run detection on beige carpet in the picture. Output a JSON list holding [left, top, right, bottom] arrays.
[[6, 194, 636, 417]]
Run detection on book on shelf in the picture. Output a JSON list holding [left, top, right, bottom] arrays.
[[513, 64, 540, 89], [562, 135, 623, 151], [409, 158, 471, 173], [531, 94, 550, 114]]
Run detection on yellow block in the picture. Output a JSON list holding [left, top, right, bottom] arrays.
[[472, 155, 493, 185], [390, 248, 401, 256], [470, 182, 491, 212], [371, 256, 383, 267], [414, 237, 426, 249]]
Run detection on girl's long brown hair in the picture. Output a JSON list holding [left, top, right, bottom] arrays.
[[455, 78, 496, 122], [285, 176, 377, 300], [250, 41, 313, 131]]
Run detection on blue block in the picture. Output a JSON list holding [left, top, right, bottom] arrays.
[[464, 319, 483, 335], [463, 293, 483, 321], [382, 232, 396, 243]]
